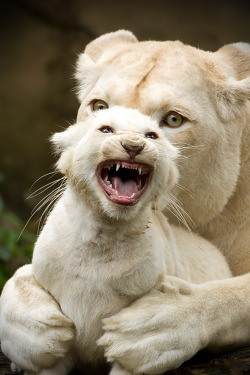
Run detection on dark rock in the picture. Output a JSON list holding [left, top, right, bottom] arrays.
[[1, 347, 250, 374]]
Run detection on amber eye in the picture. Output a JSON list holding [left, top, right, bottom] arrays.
[[92, 100, 109, 111], [99, 126, 114, 134], [161, 111, 184, 128], [145, 132, 158, 139]]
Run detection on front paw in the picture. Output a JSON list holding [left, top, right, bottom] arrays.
[[0, 265, 75, 373], [99, 277, 209, 374]]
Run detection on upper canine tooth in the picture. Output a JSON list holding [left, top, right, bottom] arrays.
[[138, 168, 142, 175], [116, 164, 120, 172], [107, 165, 111, 170]]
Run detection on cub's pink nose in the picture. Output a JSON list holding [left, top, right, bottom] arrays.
[[122, 143, 144, 157]]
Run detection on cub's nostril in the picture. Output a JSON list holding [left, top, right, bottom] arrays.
[[122, 143, 144, 156]]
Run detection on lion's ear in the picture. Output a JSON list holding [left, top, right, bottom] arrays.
[[84, 30, 138, 62], [217, 43, 250, 80], [212, 43, 250, 120], [75, 30, 138, 102]]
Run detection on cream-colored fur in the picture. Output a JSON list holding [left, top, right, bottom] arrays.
[[0, 30, 249, 374], [1, 106, 231, 375]]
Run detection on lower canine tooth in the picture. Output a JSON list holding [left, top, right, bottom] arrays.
[[131, 193, 136, 198], [115, 190, 119, 196]]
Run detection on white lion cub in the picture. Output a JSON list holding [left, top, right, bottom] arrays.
[[25, 105, 230, 375]]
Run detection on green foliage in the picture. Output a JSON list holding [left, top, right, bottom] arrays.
[[0, 173, 36, 289]]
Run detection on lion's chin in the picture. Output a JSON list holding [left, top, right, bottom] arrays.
[[96, 160, 152, 206]]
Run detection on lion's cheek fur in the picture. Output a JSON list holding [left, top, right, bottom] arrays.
[[166, 114, 243, 226]]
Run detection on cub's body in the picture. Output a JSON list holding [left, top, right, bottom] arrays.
[[32, 175, 231, 374]]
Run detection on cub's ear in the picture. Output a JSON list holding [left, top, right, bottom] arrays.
[[75, 30, 137, 102], [212, 43, 250, 120], [51, 125, 79, 155]]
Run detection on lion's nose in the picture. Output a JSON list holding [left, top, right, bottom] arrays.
[[122, 143, 144, 157]]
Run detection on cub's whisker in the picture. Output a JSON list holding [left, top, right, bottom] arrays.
[[28, 171, 58, 192], [164, 190, 195, 232], [18, 177, 66, 241], [28, 177, 65, 199], [37, 187, 65, 233]]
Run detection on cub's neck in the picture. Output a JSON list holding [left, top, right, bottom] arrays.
[[63, 185, 152, 248]]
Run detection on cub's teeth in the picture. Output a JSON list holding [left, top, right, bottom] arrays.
[[131, 193, 136, 198], [116, 164, 120, 172], [115, 190, 119, 196], [107, 165, 111, 170], [138, 168, 142, 175], [104, 176, 109, 184], [138, 180, 142, 190]]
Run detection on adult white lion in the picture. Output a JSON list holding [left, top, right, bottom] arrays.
[[0, 31, 249, 374]]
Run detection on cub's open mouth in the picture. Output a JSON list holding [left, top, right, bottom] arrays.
[[96, 161, 152, 205]]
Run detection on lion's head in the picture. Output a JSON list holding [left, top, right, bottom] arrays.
[[74, 30, 250, 227]]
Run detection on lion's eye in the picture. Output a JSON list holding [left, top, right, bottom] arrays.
[[160, 111, 184, 128], [145, 132, 158, 139], [99, 126, 114, 134], [92, 100, 109, 111]]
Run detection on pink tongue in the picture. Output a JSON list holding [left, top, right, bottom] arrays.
[[111, 177, 137, 196]]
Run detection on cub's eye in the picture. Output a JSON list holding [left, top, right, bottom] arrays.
[[145, 132, 158, 139], [99, 126, 114, 134], [92, 100, 109, 111], [160, 111, 184, 128]]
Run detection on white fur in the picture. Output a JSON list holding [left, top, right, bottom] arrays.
[[1, 31, 249, 375], [1, 106, 231, 374]]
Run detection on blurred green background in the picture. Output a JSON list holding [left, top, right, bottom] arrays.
[[0, 0, 249, 288]]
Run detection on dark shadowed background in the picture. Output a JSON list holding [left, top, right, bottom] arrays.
[[0, 0, 249, 285]]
